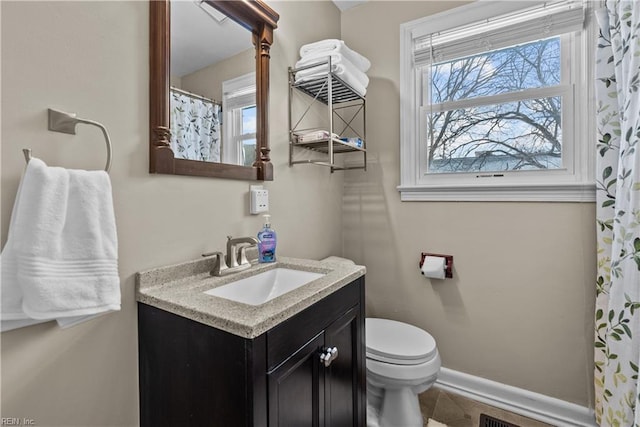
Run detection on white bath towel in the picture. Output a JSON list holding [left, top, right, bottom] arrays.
[[1, 158, 120, 330], [299, 39, 371, 72], [295, 54, 370, 89], [294, 130, 340, 143]]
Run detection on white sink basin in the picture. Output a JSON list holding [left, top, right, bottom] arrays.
[[203, 268, 325, 306]]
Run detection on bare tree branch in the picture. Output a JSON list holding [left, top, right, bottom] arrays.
[[427, 38, 563, 172]]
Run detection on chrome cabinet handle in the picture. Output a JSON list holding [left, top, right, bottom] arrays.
[[320, 347, 338, 367]]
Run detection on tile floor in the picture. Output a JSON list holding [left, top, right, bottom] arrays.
[[419, 387, 555, 427]]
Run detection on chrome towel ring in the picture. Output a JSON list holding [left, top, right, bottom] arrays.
[[22, 108, 113, 173]]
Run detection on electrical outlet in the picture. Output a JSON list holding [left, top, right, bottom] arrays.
[[249, 185, 269, 214]]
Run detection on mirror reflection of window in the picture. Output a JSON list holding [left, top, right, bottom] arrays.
[[240, 106, 257, 167], [222, 73, 257, 166]]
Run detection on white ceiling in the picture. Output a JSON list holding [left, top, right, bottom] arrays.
[[332, 0, 369, 12], [171, 1, 253, 78]]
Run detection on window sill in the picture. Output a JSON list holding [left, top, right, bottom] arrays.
[[397, 182, 596, 202]]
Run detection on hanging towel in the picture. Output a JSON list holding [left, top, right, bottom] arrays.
[[1, 170, 28, 321], [299, 39, 371, 72], [295, 54, 370, 89], [0, 176, 48, 331], [1, 157, 120, 330]]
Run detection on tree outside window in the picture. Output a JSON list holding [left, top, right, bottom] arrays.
[[425, 37, 564, 174]]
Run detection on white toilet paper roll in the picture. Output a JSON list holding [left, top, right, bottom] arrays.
[[421, 256, 446, 279]]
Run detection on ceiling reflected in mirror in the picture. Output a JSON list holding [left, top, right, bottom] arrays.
[[170, 1, 253, 78]]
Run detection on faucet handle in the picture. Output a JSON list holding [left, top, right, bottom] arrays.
[[226, 236, 240, 268], [202, 251, 228, 276], [238, 246, 250, 266]]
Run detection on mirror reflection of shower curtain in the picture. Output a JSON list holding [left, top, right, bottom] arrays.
[[170, 89, 221, 162]]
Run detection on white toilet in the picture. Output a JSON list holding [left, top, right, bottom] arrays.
[[319, 256, 441, 426], [366, 318, 441, 427]]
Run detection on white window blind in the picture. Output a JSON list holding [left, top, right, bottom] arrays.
[[222, 72, 256, 111], [223, 86, 256, 111], [413, 1, 585, 65]]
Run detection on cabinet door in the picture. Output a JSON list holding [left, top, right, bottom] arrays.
[[268, 332, 325, 427], [324, 306, 362, 427]]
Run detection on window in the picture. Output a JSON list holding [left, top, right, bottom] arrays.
[[237, 105, 257, 167], [222, 72, 257, 167], [399, 1, 595, 201]]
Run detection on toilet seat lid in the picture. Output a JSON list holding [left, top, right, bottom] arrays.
[[366, 318, 437, 364]]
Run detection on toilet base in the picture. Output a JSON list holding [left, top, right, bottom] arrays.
[[367, 371, 439, 427], [366, 399, 382, 427], [379, 387, 423, 427]]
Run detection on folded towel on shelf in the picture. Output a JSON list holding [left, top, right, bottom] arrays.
[[300, 39, 371, 73], [294, 130, 340, 143], [299, 39, 371, 72], [295, 54, 370, 89], [1, 157, 120, 331]]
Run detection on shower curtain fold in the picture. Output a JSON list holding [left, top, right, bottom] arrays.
[[594, 1, 640, 426]]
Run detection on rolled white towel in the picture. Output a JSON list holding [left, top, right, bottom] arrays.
[[294, 130, 340, 143], [299, 39, 371, 72], [295, 54, 369, 89]]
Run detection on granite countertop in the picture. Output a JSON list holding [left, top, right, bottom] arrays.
[[135, 256, 366, 338]]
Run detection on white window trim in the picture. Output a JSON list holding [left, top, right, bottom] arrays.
[[232, 106, 257, 167], [222, 72, 256, 165], [398, 1, 596, 202]]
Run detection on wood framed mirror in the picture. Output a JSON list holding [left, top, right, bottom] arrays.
[[150, 0, 279, 181]]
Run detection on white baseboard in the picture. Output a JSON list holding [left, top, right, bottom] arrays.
[[435, 368, 597, 427]]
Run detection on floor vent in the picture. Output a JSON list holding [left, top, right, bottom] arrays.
[[479, 413, 520, 427]]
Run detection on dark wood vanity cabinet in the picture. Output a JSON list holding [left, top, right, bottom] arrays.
[[138, 276, 365, 427]]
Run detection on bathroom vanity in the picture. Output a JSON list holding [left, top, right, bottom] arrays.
[[136, 257, 366, 427]]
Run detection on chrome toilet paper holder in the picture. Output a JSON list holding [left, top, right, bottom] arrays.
[[419, 253, 454, 279]]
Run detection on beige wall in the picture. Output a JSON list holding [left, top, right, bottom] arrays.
[[0, 1, 342, 425], [0, 0, 598, 423], [341, 1, 596, 407], [181, 48, 254, 103]]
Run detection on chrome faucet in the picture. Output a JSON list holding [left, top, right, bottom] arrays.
[[226, 236, 259, 268], [202, 236, 258, 276]]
